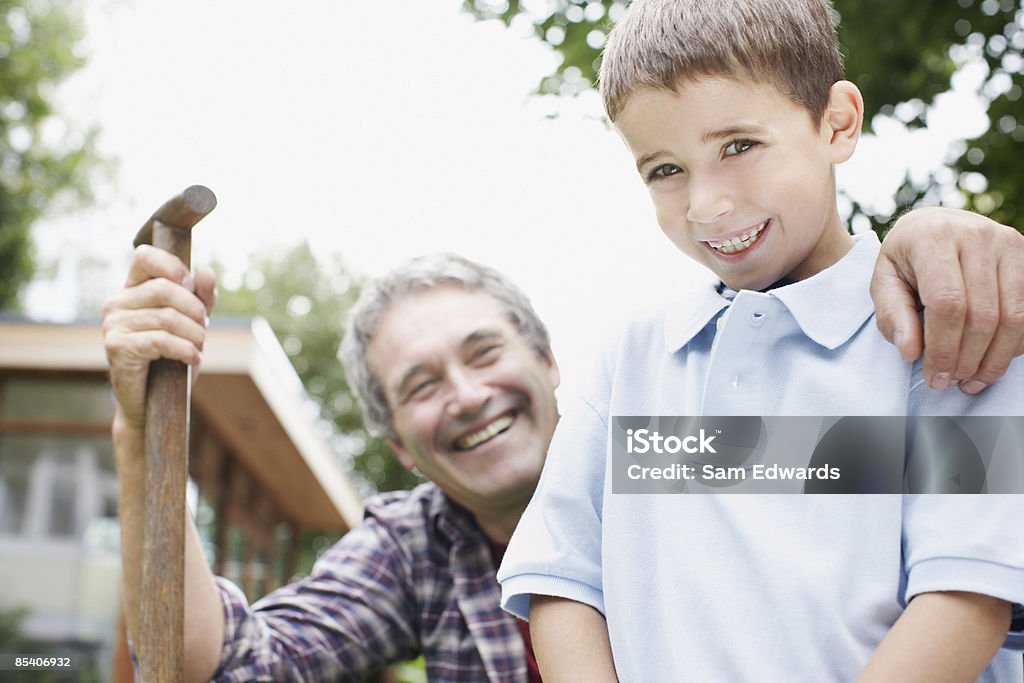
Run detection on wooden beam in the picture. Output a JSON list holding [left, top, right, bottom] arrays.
[[0, 418, 112, 434]]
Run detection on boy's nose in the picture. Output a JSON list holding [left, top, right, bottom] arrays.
[[686, 174, 733, 224]]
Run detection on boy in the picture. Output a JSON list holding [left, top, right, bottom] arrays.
[[497, 0, 1024, 680]]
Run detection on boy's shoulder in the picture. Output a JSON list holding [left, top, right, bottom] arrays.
[[570, 282, 724, 405], [910, 354, 1024, 416]]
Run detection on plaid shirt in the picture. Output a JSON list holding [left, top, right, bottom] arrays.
[[211, 482, 530, 682]]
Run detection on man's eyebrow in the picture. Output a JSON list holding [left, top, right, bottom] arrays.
[[702, 125, 765, 144], [395, 362, 429, 399], [393, 329, 505, 398], [462, 328, 504, 348]]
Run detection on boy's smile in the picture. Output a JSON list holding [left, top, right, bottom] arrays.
[[705, 218, 769, 254], [615, 76, 861, 291]]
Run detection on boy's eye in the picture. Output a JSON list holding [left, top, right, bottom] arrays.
[[648, 163, 682, 181], [724, 139, 757, 156]]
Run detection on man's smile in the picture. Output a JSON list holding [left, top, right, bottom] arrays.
[[452, 412, 516, 451]]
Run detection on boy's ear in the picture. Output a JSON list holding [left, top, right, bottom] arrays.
[[824, 80, 864, 164], [388, 437, 416, 470]]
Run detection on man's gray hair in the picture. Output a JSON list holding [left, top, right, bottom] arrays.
[[339, 252, 551, 441]]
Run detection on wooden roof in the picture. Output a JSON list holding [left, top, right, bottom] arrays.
[[0, 317, 363, 531]]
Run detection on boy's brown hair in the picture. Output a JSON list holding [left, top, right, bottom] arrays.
[[600, 0, 844, 124]]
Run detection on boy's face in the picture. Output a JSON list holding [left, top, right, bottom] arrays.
[[615, 77, 859, 291]]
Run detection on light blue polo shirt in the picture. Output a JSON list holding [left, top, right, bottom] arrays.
[[499, 233, 1024, 682]]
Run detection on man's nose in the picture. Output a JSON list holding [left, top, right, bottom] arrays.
[[686, 172, 733, 224], [446, 367, 489, 417]]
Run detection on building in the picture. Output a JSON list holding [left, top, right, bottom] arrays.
[[0, 316, 363, 681]]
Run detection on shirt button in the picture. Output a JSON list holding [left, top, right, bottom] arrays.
[[731, 375, 741, 391], [751, 311, 766, 327]]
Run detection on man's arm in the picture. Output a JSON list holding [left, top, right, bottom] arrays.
[[530, 595, 618, 682], [872, 207, 1024, 393], [102, 245, 225, 683], [856, 591, 1012, 683]]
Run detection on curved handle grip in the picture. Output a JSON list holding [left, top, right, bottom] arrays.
[[133, 184, 217, 252]]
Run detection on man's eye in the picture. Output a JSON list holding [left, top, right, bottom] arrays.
[[648, 163, 682, 181], [724, 139, 757, 156], [408, 379, 437, 400], [472, 345, 500, 365]]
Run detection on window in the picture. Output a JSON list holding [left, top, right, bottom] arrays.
[[0, 376, 117, 541], [0, 434, 115, 540]]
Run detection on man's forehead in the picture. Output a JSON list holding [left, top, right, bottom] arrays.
[[390, 285, 511, 329], [367, 286, 517, 367]]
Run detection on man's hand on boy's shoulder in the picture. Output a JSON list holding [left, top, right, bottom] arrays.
[[871, 207, 1024, 395]]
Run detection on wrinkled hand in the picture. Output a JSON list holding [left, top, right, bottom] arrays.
[[871, 207, 1024, 394], [101, 244, 217, 429]]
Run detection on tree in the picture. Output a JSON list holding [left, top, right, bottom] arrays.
[[213, 242, 422, 495], [463, 0, 1024, 234], [0, 0, 99, 310]]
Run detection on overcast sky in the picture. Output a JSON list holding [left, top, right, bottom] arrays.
[[26, 0, 991, 398]]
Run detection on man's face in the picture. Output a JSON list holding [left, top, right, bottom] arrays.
[[366, 285, 560, 517], [615, 77, 856, 291]]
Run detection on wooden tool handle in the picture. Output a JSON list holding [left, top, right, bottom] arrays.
[[134, 185, 216, 682], [134, 185, 217, 251]]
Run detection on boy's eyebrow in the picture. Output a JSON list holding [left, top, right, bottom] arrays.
[[702, 125, 765, 143], [633, 124, 768, 170], [635, 150, 671, 171]]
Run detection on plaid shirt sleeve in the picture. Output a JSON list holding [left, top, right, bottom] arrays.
[[210, 517, 421, 682]]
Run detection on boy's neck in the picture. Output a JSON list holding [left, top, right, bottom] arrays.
[[759, 276, 799, 293], [778, 215, 856, 286]]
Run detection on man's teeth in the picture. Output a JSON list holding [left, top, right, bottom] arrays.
[[708, 221, 768, 254], [455, 414, 515, 450]]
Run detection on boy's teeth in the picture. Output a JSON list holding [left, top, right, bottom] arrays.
[[708, 221, 767, 254], [455, 414, 515, 450]]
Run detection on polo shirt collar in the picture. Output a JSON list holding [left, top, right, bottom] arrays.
[[769, 231, 879, 350], [663, 231, 880, 351], [664, 282, 730, 351]]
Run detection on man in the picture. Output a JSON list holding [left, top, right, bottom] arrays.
[[102, 209, 1024, 682]]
